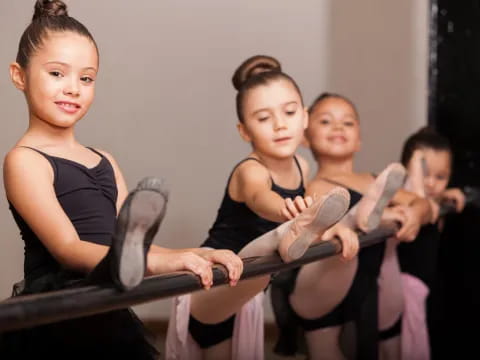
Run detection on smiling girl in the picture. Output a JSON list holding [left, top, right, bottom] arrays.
[[0, 1, 241, 358], [289, 93, 433, 360]]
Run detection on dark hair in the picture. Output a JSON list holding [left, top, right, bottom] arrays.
[[16, 0, 98, 68], [308, 92, 359, 118], [400, 126, 452, 166], [232, 55, 303, 123]]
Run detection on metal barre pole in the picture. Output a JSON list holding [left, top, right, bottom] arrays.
[[0, 222, 398, 333]]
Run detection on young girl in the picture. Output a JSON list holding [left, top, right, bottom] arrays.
[[1, 1, 242, 358], [397, 127, 465, 360], [286, 93, 433, 360], [165, 56, 367, 360]]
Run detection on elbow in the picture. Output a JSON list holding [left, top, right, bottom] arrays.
[[51, 240, 101, 275]]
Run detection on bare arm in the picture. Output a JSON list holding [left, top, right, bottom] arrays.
[[392, 189, 433, 225], [231, 160, 294, 222], [388, 188, 433, 241], [4, 149, 241, 288], [439, 188, 466, 212]]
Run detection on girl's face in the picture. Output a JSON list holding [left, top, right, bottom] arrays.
[[13, 31, 98, 129], [238, 79, 308, 160], [413, 148, 451, 198], [305, 97, 361, 159]]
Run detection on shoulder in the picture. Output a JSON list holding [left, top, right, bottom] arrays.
[[3, 147, 55, 200], [229, 158, 272, 202], [233, 158, 271, 186], [92, 148, 116, 163], [354, 172, 375, 188], [358, 172, 375, 181], [306, 176, 337, 197], [92, 148, 122, 171], [4, 147, 52, 176]]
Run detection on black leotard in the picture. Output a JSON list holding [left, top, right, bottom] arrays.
[[202, 157, 305, 253], [189, 157, 305, 348], [0, 147, 159, 359]]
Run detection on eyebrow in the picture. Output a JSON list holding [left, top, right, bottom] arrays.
[[43, 61, 97, 72], [251, 101, 298, 116], [315, 111, 356, 119]]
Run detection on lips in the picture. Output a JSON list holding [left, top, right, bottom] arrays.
[[327, 135, 347, 143], [274, 136, 292, 143], [55, 101, 81, 114]]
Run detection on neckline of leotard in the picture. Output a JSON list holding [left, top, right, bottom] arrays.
[[233, 156, 305, 193], [19, 146, 106, 171], [318, 176, 363, 198]]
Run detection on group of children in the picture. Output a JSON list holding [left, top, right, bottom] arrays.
[[0, 1, 466, 359]]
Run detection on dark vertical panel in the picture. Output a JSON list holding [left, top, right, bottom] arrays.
[[433, 0, 480, 186], [428, 0, 438, 127], [429, 1, 480, 358]]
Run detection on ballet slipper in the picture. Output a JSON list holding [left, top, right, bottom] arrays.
[[279, 187, 350, 262], [111, 176, 169, 290], [349, 163, 406, 233]]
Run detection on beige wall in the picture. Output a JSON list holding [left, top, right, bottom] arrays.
[[0, 1, 427, 320], [327, 0, 429, 172]]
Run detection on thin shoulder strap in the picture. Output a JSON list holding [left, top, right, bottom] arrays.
[[244, 157, 274, 182], [232, 157, 303, 186], [19, 145, 48, 157], [293, 156, 305, 186], [17, 146, 58, 178], [319, 176, 365, 196], [86, 146, 105, 158], [319, 176, 347, 188], [227, 157, 273, 185]]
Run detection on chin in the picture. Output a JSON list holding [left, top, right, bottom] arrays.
[[321, 150, 352, 158], [271, 151, 296, 160], [49, 118, 80, 128]]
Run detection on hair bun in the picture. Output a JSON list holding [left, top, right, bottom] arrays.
[[232, 55, 282, 91], [33, 0, 68, 21], [416, 126, 437, 136]]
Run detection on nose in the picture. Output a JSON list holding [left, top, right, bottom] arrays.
[[332, 120, 344, 130], [273, 114, 287, 131], [424, 176, 435, 191], [63, 76, 80, 97]]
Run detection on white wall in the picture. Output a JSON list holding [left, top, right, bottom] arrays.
[[0, 0, 428, 321]]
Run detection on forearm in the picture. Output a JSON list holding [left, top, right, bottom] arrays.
[[146, 246, 213, 275], [55, 239, 109, 274], [392, 189, 433, 224], [246, 191, 288, 223], [146, 252, 174, 275], [150, 245, 209, 256]]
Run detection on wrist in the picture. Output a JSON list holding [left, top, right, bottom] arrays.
[[198, 248, 213, 261]]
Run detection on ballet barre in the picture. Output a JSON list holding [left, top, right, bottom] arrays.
[[0, 188, 477, 333]]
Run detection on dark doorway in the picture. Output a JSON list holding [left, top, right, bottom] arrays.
[[429, 1, 480, 358]]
